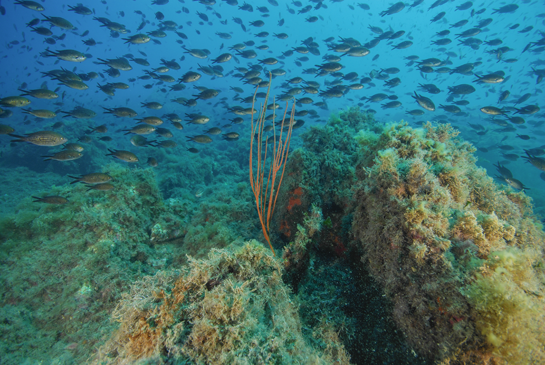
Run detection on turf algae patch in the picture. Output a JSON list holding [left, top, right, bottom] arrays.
[[0, 164, 188, 364], [95, 241, 350, 364], [352, 120, 545, 364]]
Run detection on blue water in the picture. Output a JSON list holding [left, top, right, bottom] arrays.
[[1, 0, 544, 208]]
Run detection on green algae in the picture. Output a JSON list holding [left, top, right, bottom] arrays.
[[0, 164, 189, 364]]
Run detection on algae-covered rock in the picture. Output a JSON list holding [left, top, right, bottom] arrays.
[[275, 107, 369, 256], [0, 165, 189, 364], [352, 121, 545, 363], [0, 149, 279, 364], [96, 241, 350, 364], [3, 105, 543, 365], [276, 110, 545, 364], [274, 109, 428, 364]]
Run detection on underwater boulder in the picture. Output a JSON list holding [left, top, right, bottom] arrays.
[[95, 241, 350, 364], [352, 120, 545, 363]]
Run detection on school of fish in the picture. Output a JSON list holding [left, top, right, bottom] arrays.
[[0, 0, 544, 202]]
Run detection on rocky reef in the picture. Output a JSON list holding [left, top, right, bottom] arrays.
[[351, 119, 545, 364], [277, 107, 545, 364], [0, 161, 258, 364], [1, 107, 544, 365], [0, 164, 188, 364]]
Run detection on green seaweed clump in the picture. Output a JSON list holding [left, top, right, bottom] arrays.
[[352, 120, 545, 363], [274, 107, 371, 255], [96, 241, 350, 364]]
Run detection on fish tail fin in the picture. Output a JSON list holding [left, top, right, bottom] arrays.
[[8, 134, 24, 142], [68, 176, 80, 184]]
